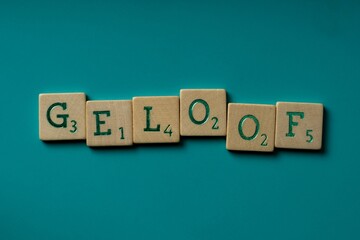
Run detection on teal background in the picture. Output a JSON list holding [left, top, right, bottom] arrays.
[[1, 0, 359, 239]]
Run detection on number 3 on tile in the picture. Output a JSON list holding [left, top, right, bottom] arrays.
[[70, 120, 77, 133], [164, 124, 172, 137]]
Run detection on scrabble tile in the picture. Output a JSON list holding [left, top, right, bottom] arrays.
[[275, 102, 323, 150], [39, 93, 86, 140], [86, 100, 133, 147], [226, 103, 275, 152], [133, 96, 180, 143], [180, 89, 227, 136]]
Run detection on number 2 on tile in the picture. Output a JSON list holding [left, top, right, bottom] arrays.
[[261, 134, 268, 146], [211, 117, 219, 130]]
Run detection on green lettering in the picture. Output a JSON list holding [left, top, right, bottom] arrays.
[[70, 120, 77, 133], [119, 127, 125, 140], [286, 112, 304, 137], [144, 106, 160, 131], [189, 99, 210, 125], [238, 114, 260, 140], [211, 117, 219, 130], [46, 102, 69, 128], [93, 111, 111, 136]]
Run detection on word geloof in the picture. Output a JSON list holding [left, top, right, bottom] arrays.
[[39, 89, 324, 152]]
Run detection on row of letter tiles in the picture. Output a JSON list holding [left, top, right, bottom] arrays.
[[39, 92, 323, 151]]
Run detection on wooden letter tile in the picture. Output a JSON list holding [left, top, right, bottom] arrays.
[[86, 100, 133, 147], [226, 103, 275, 152], [39, 93, 86, 140], [180, 89, 227, 136], [275, 102, 323, 150], [133, 96, 180, 143]]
